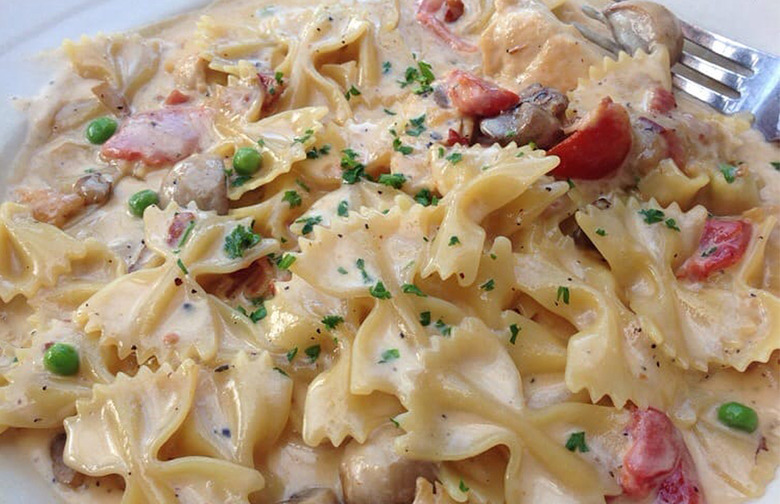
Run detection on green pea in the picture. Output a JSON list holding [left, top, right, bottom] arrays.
[[128, 189, 159, 217], [43, 343, 80, 376], [717, 402, 758, 433], [86, 117, 118, 144], [232, 147, 262, 176]]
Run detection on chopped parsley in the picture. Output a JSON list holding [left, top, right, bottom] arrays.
[[292, 128, 314, 145], [438, 146, 445, 158], [405, 114, 426, 137], [557, 286, 570, 305], [305, 344, 321, 363], [435, 318, 451, 336], [459, 480, 469, 493], [420, 311, 431, 326], [445, 152, 463, 164], [383, 108, 397, 115], [224, 225, 261, 259], [286, 347, 298, 362], [719, 162, 738, 183], [378, 348, 400, 363], [296, 178, 311, 192], [390, 128, 413, 155], [231, 175, 251, 187], [295, 215, 322, 235], [356, 258, 372, 283], [282, 190, 302, 208], [480, 279, 495, 291], [401, 283, 427, 297], [176, 258, 188, 275], [306, 144, 331, 159], [273, 367, 289, 376], [664, 218, 681, 231], [702, 245, 718, 257], [378, 173, 407, 189], [566, 178, 575, 189], [369, 281, 392, 299], [448, 236, 460, 246], [238, 304, 267, 323], [771, 161, 780, 171], [340, 148, 368, 184], [176, 219, 196, 249], [414, 188, 439, 207], [337, 200, 349, 217], [274, 71, 284, 85], [382, 61, 392, 74], [565, 432, 589, 453], [390, 416, 400, 428], [509, 324, 520, 344], [322, 315, 344, 330], [276, 253, 296, 270], [595, 228, 607, 236], [337, 266, 348, 275], [638, 208, 666, 224], [344, 84, 361, 100], [398, 60, 435, 95]]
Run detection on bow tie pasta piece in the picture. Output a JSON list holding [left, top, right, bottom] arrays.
[[576, 198, 780, 372], [64, 360, 264, 504], [174, 352, 292, 467], [0, 321, 113, 432], [423, 143, 558, 286], [513, 220, 683, 409], [76, 205, 278, 364], [396, 318, 612, 504], [304, 333, 403, 447], [0, 203, 97, 303]]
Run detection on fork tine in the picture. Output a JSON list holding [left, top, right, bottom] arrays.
[[672, 74, 736, 113], [680, 21, 759, 69], [678, 52, 746, 92]]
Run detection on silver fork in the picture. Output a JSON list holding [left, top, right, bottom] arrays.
[[576, 9, 780, 141]]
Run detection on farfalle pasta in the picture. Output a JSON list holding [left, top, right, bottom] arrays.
[[1, 0, 779, 503]]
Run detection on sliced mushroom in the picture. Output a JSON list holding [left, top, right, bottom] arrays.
[[517, 83, 569, 119], [340, 425, 436, 504], [50, 433, 84, 487], [159, 154, 229, 214], [278, 488, 339, 504], [603, 1, 683, 63], [73, 172, 113, 205]]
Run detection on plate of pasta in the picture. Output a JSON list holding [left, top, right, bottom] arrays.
[[0, 1, 779, 504]]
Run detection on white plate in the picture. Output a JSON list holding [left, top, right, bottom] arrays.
[[0, 1, 778, 503]]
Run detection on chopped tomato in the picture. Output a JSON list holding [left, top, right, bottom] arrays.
[[445, 128, 470, 146], [648, 87, 677, 115], [444, 0, 465, 22], [445, 70, 520, 117], [164, 89, 191, 105], [166, 212, 195, 247], [549, 98, 632, 180], [101, 107, 212, 166], [676, 218, 752, 281], [620, 409, 702, 504], [417, 0, 477, 52]]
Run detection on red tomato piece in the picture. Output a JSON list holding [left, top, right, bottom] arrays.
[[620, 409, 702, 504], [445, 128, 470, 146], [676, 218, 752, 281], [164, 89, 191, 105], [101, 107, 212, 166], [444, 0, 465, 22], [549, 97, 632, 180], [445, 69, 520, 117]]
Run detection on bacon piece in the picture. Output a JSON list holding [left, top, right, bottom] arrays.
[[648, 87, 677, 115], [549, 98, 632, 180], [200, 257, 286, 301], [445, 70, 520, 117], [15, 188, 85, 228], [676, 218, 752, 281], [257, 72, 285, 111], [101, 107, 212, 166], [621, 408, 703, 504], [445, 128, 470, 146], [417, 0, 477, 52], [166, 212, 195, 247], [164, 89, 191, 105], [660, 129, 686, 169], [444, 0, 465, 22]]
